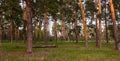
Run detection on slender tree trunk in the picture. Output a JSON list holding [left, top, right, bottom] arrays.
[[15, 27, 17, 41], [54, 19, 57, 45], [44, 12, 49, 44], [0, 27, 2, 44], [23, 23, 27, 43], [25, 4, 32, 53], [17, 29, 20, 41], [98, 0, 102, 48], [39, 21, 42, 29], [38, 20, 42, 40], [74, 11, 79, 43], [34, 21, 37, 41], [22, 2, 27, 43], [110, 0, 119, 50], [15, 27, 19, 41], [105, 19, 109, 43], [95, 0, 102, 48], [61, 13, 66, 41], [35, 24, 38, 41], [105, 0, 109, 43], [15, 27, 20, 47], [95, 16, 99, 47], [9, 21, 13, 43], [67, 23, 71, 41], [79, 0, 88, 48], [0, 19, 2, 44], [99, 19, 102, 48]]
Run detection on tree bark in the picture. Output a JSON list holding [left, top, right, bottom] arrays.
[[105, 0, 109, 43], [74, 11, 79, 43], [110, 0, 119, 50], [44, 12, 49, 44], [61, 13, 66, 41], [95, 16, 99, 47], [37, 20, 42, 40], [98, 0, 102, 48], [105, 19, 109, 43], [15, 27, 20, 41], [79, 0, 88, 48], [25, 4, 32, 53], [0, 18, 2, 44], [54, 19, 57, 45], [95, 0, 102, 48], [0, 27, 2, 44], [15, 27, 17, 41], [9, 21, 13, 43], [33, 21, 37, 41], [99, 19, 102, 48]]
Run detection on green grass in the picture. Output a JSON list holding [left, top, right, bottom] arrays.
[[0, 41, 120, 61]]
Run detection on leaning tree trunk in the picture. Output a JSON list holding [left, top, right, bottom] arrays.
[[110, 0, 119, 50], [79, 0, 88, 48]]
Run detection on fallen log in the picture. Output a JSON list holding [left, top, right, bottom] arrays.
[[32, 45, 57, 48]]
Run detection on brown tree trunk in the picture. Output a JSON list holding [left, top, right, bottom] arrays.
[[38, 21, 42, 40], [9, 21, 13, 43], [33, 21, 37, 41], [39, 21, 42, 29], [110, 0, 119, 50], [95, 0, 102, 48], [35, 24, 38, 41], [105, 0, 109, 43], [23, 24, 27, 43], [25, 3, 33, 53], [17, 29, 20, 41], [79, 0, 88, 48], [98, 0, 102, 48], [44, 12, 49, 44], [105, 20, 109, 43], [74, 11, 79, 43], [61, 13, 66, 41], [0, 19, 2, 44], [15, 27, 17, 41], [54, 19, 57, 45], [99, 19, 102, 48], [0, 27, 2, 44], [99, 21, 102, 46], [95, 17, 99, 47], [15, 27, 20, 41]]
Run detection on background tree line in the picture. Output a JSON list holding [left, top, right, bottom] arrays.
[[0, 0, 120, 53]]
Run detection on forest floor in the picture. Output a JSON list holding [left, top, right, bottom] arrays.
[[0, 41, 120, 61]]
